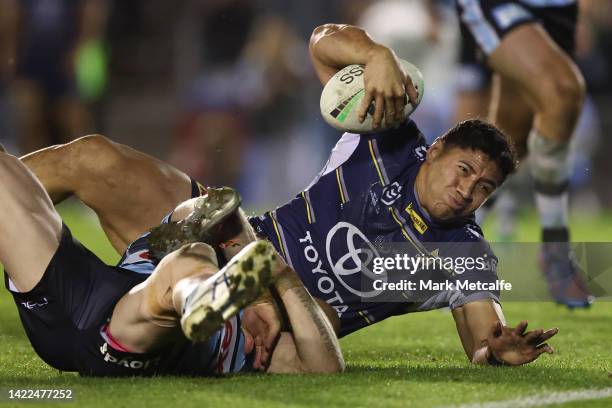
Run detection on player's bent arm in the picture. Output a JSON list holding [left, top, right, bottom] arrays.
[[309, 24, 389, 85], [309, 24, 417, 126], [266, 271, 345, 374]]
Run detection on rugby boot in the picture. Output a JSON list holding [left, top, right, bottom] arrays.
[[180, 240, 278, 342], [540, 242, 594, 309], [148, 187, 241, 261]]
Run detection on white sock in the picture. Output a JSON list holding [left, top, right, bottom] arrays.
[[527, 128, 571, 230], [534, 192, 569, 229]]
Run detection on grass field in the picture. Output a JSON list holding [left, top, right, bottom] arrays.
[[1, 202, 611, 407]]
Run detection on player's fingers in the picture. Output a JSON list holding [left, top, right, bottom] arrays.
[[373, 94, 384, 129], [264, 320, 281, 350], [242, 328, 255, 354], [405, 77, 418, 106], [514, 320, 528, 336], [260, 346, 270, 367], [536, 343, 554, 354], [253, 344, 262, 370], [358, 90, 373, 123], [523, 329, 544, 344], [539, 328, 559, 342], [255, 345, 265, 370], [384, 95, 395, 126], [394, 92, 405, 122]]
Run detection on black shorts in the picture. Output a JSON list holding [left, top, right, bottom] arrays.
[[4, 225, 149, 374], [6, 222, 253, 377], [457, 33, 493, 92], [456, 0, 578, 60]]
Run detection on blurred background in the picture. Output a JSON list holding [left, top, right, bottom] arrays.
[[0, 0, 611, 228]]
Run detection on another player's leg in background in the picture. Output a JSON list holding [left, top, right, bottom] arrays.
[[0, 150, 62, 292], [485, 74, 533, 240], [487, 23, 592, 307], [20, 135, 194, 254]]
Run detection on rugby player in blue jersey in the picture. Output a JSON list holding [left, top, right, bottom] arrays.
[[14, 24, 559, 367]]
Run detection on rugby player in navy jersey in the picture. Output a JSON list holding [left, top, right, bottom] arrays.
[[15, 24, 559, 367]]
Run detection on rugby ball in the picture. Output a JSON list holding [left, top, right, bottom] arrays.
[[320, 59, 424, 133]]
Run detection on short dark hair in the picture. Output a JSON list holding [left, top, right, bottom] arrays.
[[437, 119, 517, 181]]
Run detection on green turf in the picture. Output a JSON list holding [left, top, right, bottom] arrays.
[[0, 203, 611, 407]]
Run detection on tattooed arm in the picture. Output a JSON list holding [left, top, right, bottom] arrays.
[[266, 269, 345, 374]]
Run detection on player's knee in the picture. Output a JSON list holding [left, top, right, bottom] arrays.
[[175, 243, 218, 267], [538, 70, 585, 119], [68, 134, 121, 170], [158, 242, 219, 276], [0, 152, 22, 190]]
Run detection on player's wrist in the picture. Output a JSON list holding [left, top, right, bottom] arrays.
[[486, 345, 509, 366], [366, 44, 394, 65]]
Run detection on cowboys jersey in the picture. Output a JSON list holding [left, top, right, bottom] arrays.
[[249, 120, 501, 337]]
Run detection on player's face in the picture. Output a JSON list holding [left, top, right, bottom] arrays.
[[419, 144, 503, 221]]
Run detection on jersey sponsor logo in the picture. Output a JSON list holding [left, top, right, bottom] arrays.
[[405, 203, 428, 234], [325, 222, 384, 298], [20, 297, 48, 310], [380, 182, 402, 206], [98, 342, 160, 370], [299, 231, 349, 316]]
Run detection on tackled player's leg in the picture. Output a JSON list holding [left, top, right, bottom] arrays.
[[92, 240, 280, 376], [1, 149, 146, 372], [0, 150, 62, 292], [21, 134, 195, 254]]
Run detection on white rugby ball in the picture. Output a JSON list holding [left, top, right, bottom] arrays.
[[320, 59, 424, 133]]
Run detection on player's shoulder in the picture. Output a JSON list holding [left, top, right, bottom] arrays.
[[442, 219, 494, 256]]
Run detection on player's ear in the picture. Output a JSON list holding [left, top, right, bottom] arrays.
[[426, 140, 444, 161]]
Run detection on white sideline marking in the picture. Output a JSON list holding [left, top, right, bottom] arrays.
[[450, 387, 612, 408]]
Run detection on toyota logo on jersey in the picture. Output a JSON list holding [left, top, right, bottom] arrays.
[[326, 222, 385, 298]]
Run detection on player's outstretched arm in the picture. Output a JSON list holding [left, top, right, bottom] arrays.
[[452, 300, 559, 366], [309, 23, 418, 128], [266, 269, 345, 374]]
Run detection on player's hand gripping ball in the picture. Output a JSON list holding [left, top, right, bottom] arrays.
[[320, 59, 424, 133]]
